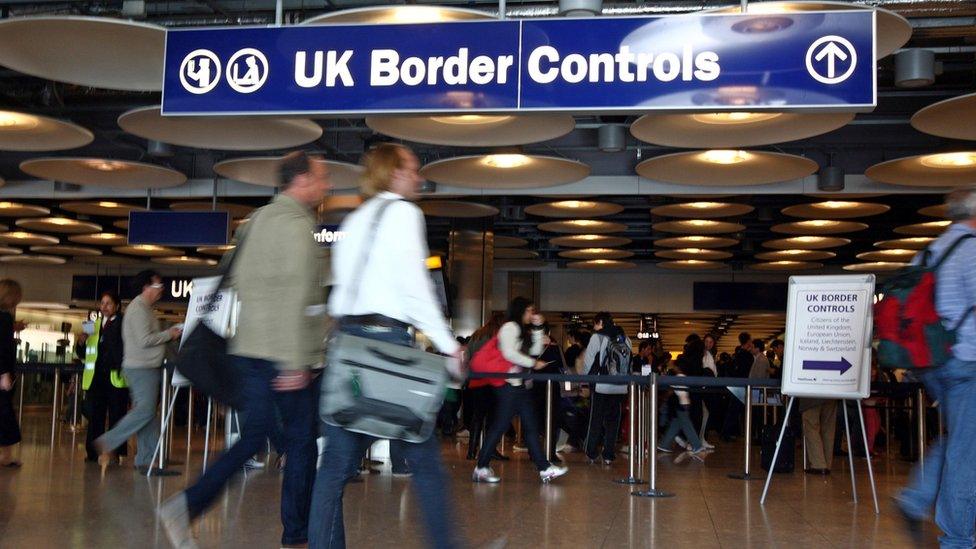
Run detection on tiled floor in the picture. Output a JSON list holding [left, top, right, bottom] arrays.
[[0, 412, 938, 548]]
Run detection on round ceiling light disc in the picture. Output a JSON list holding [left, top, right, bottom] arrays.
[[29, 245, 102, 256], [703, 2, 911, 59], [770, 220, 868, 235], [420, 155, 590, 189], [654, 248, 733, 260], [637, 150, 818, 186], [657, 260, 725, 271], [781, 201, 890, 219], [894, 221, 952, 236], [113, 244, 181, 257], [0, 247, 21, 256], [567, 260, 637, 270], [911, 92, 976, 141], [755, 250, 836, 261], [0, 110, 93, 151], [68, 232, 127, 246], [631, 112, 852, 148], [59, 201, 144, 217], [420, 201, 499, 218], [857, 249, 918, 262], [652, 220, 745, 235], [197, 245, 236, 256], [0, 17, 165, 91], [152, 256, 219, 267], [15, 217, 101, 234], [0, 254, 65, 265], [118, 106, 323, 151], [20, 157, 186, 189], [654, 236, 739, 248], [494, 259, 547, 270], [650, 201, 753, 219], [843, 262, 908, 272], [763, 236, 850, 250], [0, 202, 49, 217], [550, 235, 632, 248], [538, 220, 627, 234], [303, 6, 491, 24], [213, 156, 363, 190], [875, 237, 935, 250], [0, 231, 59, 246], [494, 249, 539, 260], [170, 201, 254, 219], [493, 235, 529, 248], [526, 200, 624, 219], [366, 114, 575, 147], [113, 220, 129, 230], [749, 261, 823, 271], [559, 248, 635, 260], [918, 204, 948, 218], [866, 153, 976, 187]]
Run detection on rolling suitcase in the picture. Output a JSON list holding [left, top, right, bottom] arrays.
[[761, 423, 795, 473]]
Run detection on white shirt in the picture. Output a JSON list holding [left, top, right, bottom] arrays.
[[497, 321, 543, 386], [329, 192, 458, 354], [703, 351, 717, 376]]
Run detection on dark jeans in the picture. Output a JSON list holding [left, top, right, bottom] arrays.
[[477, 384, 550, 471], [722, 394, 745, 439], [585, 392, 625, 461], [184, 356, 320, 546], [309, 323, 458, 549], [466, 385, 494, 456], [85, 382, 129, 460]]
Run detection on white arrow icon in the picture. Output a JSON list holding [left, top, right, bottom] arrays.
[[806, 35, 858, 85]]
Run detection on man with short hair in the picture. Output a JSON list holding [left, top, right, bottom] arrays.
[[160, 151, 332, 549], [583, 312, 630, 464], [721, 332, 753, 440], [896, 187, 976, 547], [770, 339, 785, 379], [749, 339, 770, 379]]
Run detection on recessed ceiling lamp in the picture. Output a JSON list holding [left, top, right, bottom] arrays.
[[69, 232, 127, 246], [197, 245, 235, 256], [0, 254, 65, 265], [118, 106, 323, 151], [631, 112, 852, 149], [637, 150, 818, 186], [657, 260, 725, 271], [781, 201, 890, 219], [911, 92, 976, 141], [866, 153, 976, 187], [654, 248, 733, 260], [30, 245, 102, 256], [875, 237, 935, 250], [894, 221, 951, 236], [549, 234, 632, 248], [0, 202, 50, 217], [559, 248, 635, 260], [755, 249, 836, 261], [302, 5, 491, 24], [654, 235, 739, 248], [567, 259, 637, 270], [0, 231, 59, 246], [213, 156, 363, 190], [843, 262, 908, 272], [170, 201, 254, 219], [538, 219, 627, 234], [652, 219, 745, 235], [421, 155, 590, 189], [419, 201, 499, 218], [857, 249, 918, 262], [60, 201, 143, 217], [494, 248, 539, 260], [749, 261, 823, 271], [650, 201, 754, 219], [918, 204, 948, 219], [113, 244, 180, 257], [15, 217, 101, 234], [0, 17, 166, 91], [763, 236, 850, 250], [526, 200, 624, 218], [770, 220, 868, 235], [0, 110, 93, 151], [493, 235, 529, 248], [366, 114, 576, 147], [20, 158, 186, 189], [152, 256, 219, 267]]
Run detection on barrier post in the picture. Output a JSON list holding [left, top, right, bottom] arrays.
[[637, 381, 646, 474], [917, 387, 925, 470], [544, 380, 554, 460], [186, 388, 194, 456], [616, 382, 644, 485], [50, 366, 60, 447], [633, 373, 673, 498], [728, 384, 758, 480], [17, 371, 25, 424], [158, 368, 169, 469], [70, 371, 80, 431]]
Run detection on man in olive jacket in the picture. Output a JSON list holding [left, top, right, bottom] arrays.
[[161, 151, 331, 549]]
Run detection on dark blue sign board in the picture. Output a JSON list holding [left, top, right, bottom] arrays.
[[128, 211, 230, 246], [162, 12, 875, 116]]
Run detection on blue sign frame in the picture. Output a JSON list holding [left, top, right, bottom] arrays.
[[162, 11, 876, 116]]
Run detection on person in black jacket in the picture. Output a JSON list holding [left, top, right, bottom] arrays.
[[0, 279, 23, 467], [721, 332, 754, 441], [84, 291, 129, 462]]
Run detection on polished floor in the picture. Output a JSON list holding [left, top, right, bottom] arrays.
[[0, 411, 938, 548]]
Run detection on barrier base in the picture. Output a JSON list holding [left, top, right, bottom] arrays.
[[632, 489, 674, 498], [728, 472, 761, 480], [615, 477, 646, 485]]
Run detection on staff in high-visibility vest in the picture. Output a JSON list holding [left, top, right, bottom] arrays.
[[83, 291, 128, 463]]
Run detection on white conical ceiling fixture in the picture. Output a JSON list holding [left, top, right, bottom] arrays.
[[20, 158, 186, 189], [419, 201, 499, 218], [526, 200, 624, 219], [421, 155, 590, 189], [213, 156, 363, 190], [650, 201, 753, 219], [0, 110, 93, 151], [911, 92, 976, 141], [631, 112, 852, 149], [637, 150, 818, 186], [781, 201, 890, 219], [0, 17, 165, 91], [366, 114, 576, 147]]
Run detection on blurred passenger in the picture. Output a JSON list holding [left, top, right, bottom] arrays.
[[465, 313, 506, 460], [721, 332, 753, 441], [83, 291, 128, 463], [657, 338, 712, 455], [702, 334, 718, 376], [583, 312, 629, 465], [564, 329, 585, 373], [0, 279, 22, 467], [532, 324, 566, 463], [800, 397, 838, 476], [896, 187, 976, 547]]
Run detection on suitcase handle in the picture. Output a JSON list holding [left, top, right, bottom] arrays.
[[367, 346, 418, 366]]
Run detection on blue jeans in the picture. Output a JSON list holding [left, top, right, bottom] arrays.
[[659, 406, 703, 451], [308, 323, 459, 549], [477, 383, 551, 470], [899, 358, 976, 548], [184, 356, 320, 546]]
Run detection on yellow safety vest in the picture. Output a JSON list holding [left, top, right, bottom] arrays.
[[82, 317, 127, 391]]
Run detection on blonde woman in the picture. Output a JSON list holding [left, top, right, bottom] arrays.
[[0, 279, 23, 467]]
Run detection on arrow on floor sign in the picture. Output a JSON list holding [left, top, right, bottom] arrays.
[[801, 357, 853, 375]]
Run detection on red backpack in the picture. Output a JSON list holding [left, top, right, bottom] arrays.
[[468, 335, 511, 388], [874, 234, 975, 369]]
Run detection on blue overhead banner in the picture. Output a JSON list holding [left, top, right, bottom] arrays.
[[162, 11, 875, 116]]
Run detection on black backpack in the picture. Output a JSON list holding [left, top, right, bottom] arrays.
[[590, 332, 632, 376]]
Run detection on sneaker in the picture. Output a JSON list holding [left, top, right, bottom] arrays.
[[557, 444, 578, 454], [656, 445, 673, 454], [512, 444, 528, 453], [701, 440, 716, 450], [675, 436, 691, 450], [539, 465, 568, 483], [392, 470, 413, 477], [159, 493, 198, 549], [690, 446, 714, 455], [244, 458, 265, 470], [602, 459, 613, 466], [472, 467, 500, 483]]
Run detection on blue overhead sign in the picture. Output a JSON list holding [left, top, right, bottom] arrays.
[[162, 11, 875, 116]]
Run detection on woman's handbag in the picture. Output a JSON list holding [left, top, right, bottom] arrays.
[[467, 336, 510, 388]]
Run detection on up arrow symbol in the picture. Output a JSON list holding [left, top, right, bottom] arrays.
[[815, 41, 849, 79]]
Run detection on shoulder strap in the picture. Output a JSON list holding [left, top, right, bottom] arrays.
[[924, 233, 975, 269], [344, 198, 399, 313]]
